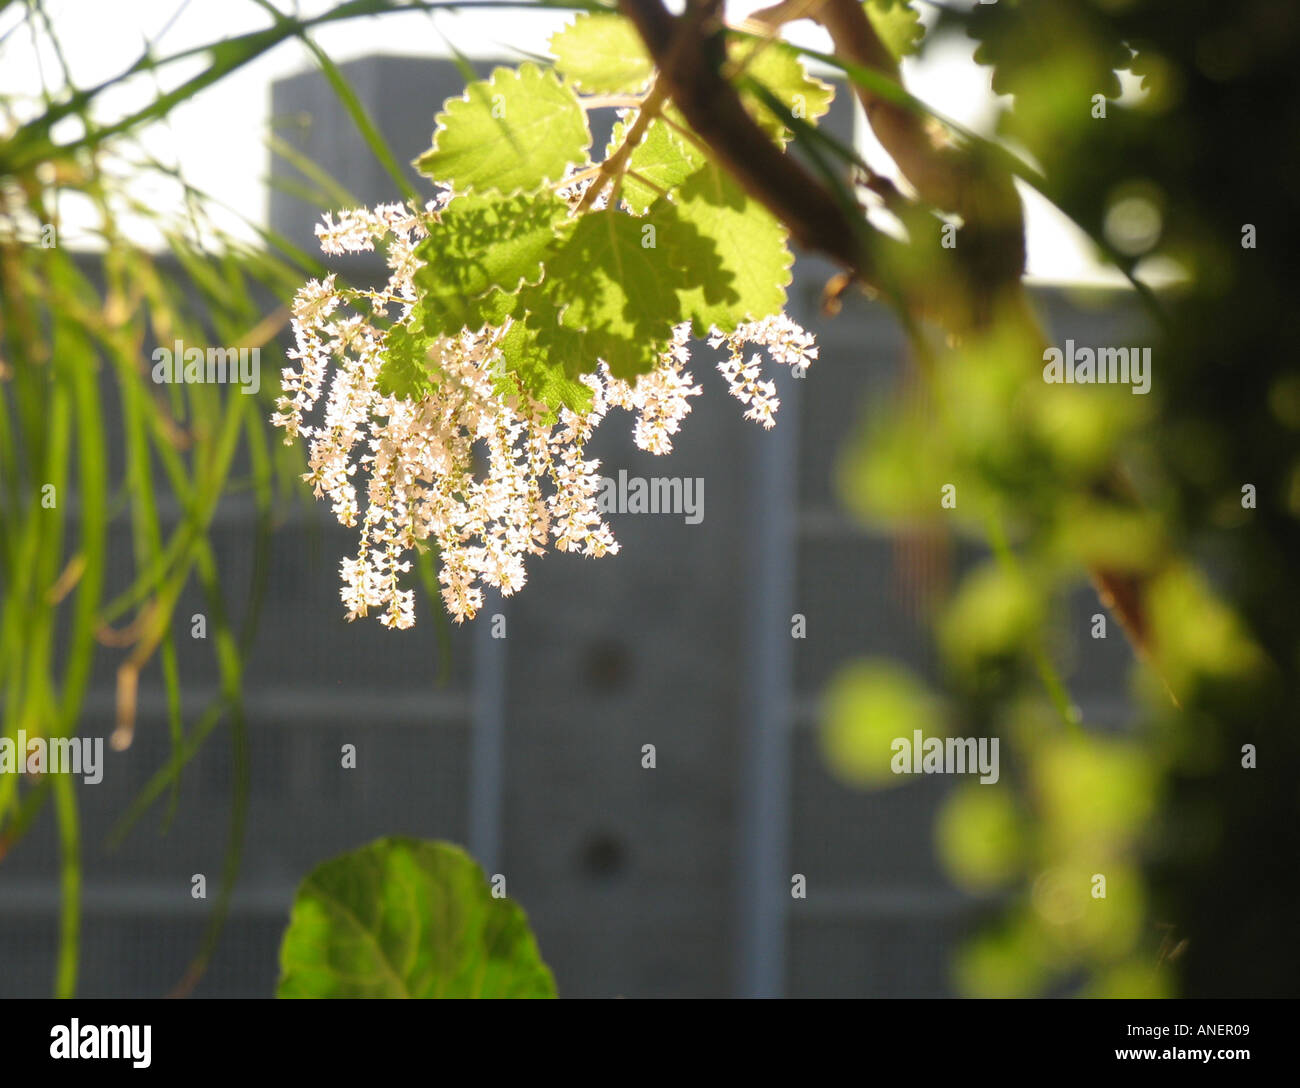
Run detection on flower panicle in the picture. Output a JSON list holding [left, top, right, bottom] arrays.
[[273, 200, 817, 626]]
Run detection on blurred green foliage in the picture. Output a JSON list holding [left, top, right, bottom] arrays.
[[0, 0, 463, 996], [0, 88, 308, 996], [824, 0, 1300, 997]]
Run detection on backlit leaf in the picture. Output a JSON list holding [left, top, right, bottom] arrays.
[[416, 63, 590, 196], [277, 838, 556, 998]]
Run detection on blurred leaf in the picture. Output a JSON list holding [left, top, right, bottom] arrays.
[[1046, 497, 1164, 573], [836, 393, 955, 526], [1031, 861, 1145, 959], [821, 659, 943, 786], [734, 38, 835, 145], [1148, 564, 1268, 694], [1024, 378, 1143, 480], [864, 0, 925, 61], [967, 0, 1131, 100], [953, 912, 1050, 998], [1033, 736, 1157, 846], [939, 562, 1043, 672], [937, 784, 1024, 890], [1085, 959, 1175, 998]]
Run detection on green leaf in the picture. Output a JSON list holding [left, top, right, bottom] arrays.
[[376, 321, 438, 400], [496, 318, 595, 416], [550, 12, 654, 95], [667, 162, 792, 334], [277, 838, 556, 998], [536, 206, 692, 380], [412, 191, 569, 338], [612, 117, 704, 215], [734, 40, 834, 144], [416, 63, 590, 196], [864, 0, 925, 61]]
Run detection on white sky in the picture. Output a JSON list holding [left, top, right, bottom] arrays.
[[0, 0, 1138, 285]]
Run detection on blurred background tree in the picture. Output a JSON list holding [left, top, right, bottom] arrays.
[[802, 0, 1300, 997]]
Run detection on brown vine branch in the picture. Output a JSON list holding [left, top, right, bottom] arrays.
[[808, 0, 1026, 318], [575, 72, 672, 214], [617, 0, 878, 285]]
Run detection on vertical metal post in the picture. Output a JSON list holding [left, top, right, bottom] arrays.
[[469, 592, 506, 875], [737, 363, 800, 997]]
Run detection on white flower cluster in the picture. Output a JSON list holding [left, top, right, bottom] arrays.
[[273, 200, 816, 627], [710, 315, 819, 428]]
